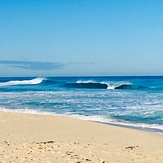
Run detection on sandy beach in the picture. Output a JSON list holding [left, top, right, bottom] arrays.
[[0, 111, 163, 163]]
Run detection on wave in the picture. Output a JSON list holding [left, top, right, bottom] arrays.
[[114, 84, 146, 90], [63, 82, 108, 89], [0, 78, 45, 87], [42, 79, 65, 85], [63, 81, 146, 90], [0, 77, 147, 91]]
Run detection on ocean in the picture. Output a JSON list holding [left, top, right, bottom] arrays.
[[0, 76, 163, 133]]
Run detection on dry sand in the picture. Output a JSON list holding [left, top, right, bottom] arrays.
[[0, 111, 163, 163]]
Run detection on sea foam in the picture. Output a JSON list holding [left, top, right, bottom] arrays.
[[0, 78, 45, 87]]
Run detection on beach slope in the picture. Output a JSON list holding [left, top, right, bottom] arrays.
[[0, 111, 163, 162]]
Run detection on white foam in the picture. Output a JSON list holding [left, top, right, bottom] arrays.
[[0, 107, 56, 116], [0, 78, 45, 87], [76, 80, 95, 83], [106, 84, 115, 89], [104, 81, 132, 89]]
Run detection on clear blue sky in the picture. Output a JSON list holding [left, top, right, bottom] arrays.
[[0, 0, 163, 76]]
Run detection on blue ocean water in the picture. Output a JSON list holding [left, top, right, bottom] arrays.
[[0, 76, 163, 133]]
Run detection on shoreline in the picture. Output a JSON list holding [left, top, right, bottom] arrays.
[[1, 108, 163, 134], [0, 111, 163, 162], [100, 121, 163, 134]]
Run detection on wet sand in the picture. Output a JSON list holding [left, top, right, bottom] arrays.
[[0, 111, 163, 162]]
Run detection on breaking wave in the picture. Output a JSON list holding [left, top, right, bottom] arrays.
[[0, 78, 45, 87], [0, 77, 147, 91], [63, 82, 108, 89], [114, 84, 146, 90], [63, 80, 146, 90]]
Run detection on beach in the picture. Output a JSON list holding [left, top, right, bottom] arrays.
[[1, 0, 163, 161], [0, 111, 163, 163]]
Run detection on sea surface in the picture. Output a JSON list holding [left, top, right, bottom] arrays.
[[0, 76, 163, 133]]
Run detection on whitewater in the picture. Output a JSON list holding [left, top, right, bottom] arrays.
[[0, 76, 163, 133]]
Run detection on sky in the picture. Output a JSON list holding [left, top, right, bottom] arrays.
[[0, 0, 163, 77]]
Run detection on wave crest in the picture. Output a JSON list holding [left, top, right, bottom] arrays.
[[0, 78, 45, 87], [114, 84, 146, 90]]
